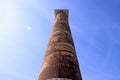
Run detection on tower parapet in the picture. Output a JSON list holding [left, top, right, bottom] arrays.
[[55, 9, 68, 18]]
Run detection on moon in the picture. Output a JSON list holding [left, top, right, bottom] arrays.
[[27, 26, 31, 30]]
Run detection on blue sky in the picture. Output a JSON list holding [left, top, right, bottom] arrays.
[[0, 0, 120, 80]]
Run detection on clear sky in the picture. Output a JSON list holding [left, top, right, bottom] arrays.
[[0, 0, 120, 80]]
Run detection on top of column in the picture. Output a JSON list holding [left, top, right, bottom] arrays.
[[55, 9, 69, 19]]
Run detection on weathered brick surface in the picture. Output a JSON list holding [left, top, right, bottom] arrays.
[[38, 9, 82, 80]]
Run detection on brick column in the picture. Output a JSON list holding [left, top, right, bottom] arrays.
[[38, 9, 82, 80]]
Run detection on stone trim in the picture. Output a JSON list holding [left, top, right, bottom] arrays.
[[47, 78, 72, 80], [50, 30, 71, 37]]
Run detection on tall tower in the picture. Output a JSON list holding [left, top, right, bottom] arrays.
[[38, 9, 82, 80]]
